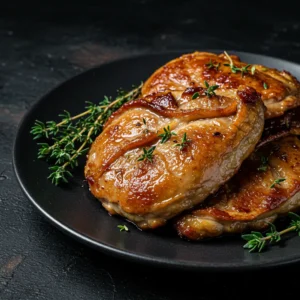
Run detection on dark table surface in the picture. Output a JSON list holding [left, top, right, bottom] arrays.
[[1, 2, 300, 299]]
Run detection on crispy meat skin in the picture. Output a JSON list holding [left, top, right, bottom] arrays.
[[175, 136, 300, 241], [257, 106, 300, 148], [85, 86, 264, 229], [142, 52, 300, 119]]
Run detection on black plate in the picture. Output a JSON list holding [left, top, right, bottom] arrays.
[[13, 50, 300, 271]]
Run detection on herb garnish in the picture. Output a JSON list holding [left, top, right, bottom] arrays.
[[205, 59, 220, 70], [137, 146, 156, 162], [257, 155, 269, 172], [251, 65, 256, 75], [117, 225, 129, 232], [242, 212, 300, 252], [204, 81, 219, 98], [31, 83, 143, 185], [191, 81, 219, 99], [158, 125, 177, 144], [192, 92, 200, 100], [175, 132, 191, 150], [223, 51, 251, 77], [270, 178, 286, 188], [263, 82, 268, 89]]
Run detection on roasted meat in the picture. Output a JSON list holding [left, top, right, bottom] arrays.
[[84, 86, 264, 229], [257, 106, 300, 148], [175, 136, 300, 241], [142, 52, 300, 119]]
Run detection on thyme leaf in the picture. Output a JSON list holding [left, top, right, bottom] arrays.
[[223, 51, 251, 77], [204, 81, 219, 98], [270, 178, 286, 188], [174, 132, 191, 150], [205, 59, 220, 70], [117, 225, 129, 232], [158, 125, 177, 144], [137, 146, 156, 162]]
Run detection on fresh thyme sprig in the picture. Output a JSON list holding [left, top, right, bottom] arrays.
[[205, 59, 220, 70], [204, 80, 219, 98], [223, 51, 251, 77], [242, 212, 300, 252], [174, 132, 191, 150], [191, 81, 219, 99], [137, 146, 156, 162], [270, 178, 286, 188], [204, 81, 219, 97], [31, 83, 143, 185], [158, 125, 177, 143]]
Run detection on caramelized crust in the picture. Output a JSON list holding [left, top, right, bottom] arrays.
[[257, 106, 300, 148], [85, 87, 264, 229], [142, 52, 300, 119], [175, 136, 300, 241]]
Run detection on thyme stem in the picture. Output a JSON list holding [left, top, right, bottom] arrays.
[[31, 83, 143, 185]]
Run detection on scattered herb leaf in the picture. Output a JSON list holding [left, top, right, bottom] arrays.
[[205, 59, 220, 70], [257, 155, 269, 172], [223, 51, 251, 77], [174, 132, 191, 150], [137, 146, 156, 162], [192, 92, 200, 99], [117, 225, 129, 232], [204, 81, 219, 98], [270, 178, 286, 188], [158, 125, 177, 144]]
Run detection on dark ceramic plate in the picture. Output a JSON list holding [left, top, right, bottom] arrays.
[[13, 50, 300, 271]]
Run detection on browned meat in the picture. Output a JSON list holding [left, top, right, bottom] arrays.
[[84, 86, 264, 229], [175, 136, 300, 241], [257, 106, 300, 148], [142, 52, 300, 119]]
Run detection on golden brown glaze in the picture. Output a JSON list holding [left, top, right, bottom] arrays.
[[85, 86, 264, 229], [142, 52, 300, 119], [175, 136, 300, 241]]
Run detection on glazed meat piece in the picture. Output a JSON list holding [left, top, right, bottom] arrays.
[[142, 52, 300, 119], [175, 136, 300, 241], [84, 86, 264, 229]]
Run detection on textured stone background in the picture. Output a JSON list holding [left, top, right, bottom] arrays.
[[1, 1, 300, 299]]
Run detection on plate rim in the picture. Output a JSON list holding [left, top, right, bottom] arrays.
[[12, 49, 300, 272]]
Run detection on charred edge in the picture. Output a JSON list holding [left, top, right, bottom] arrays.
[[256, 131, 291, 149], [237, 86, 261, 104], [151, 92, 178, 109]]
